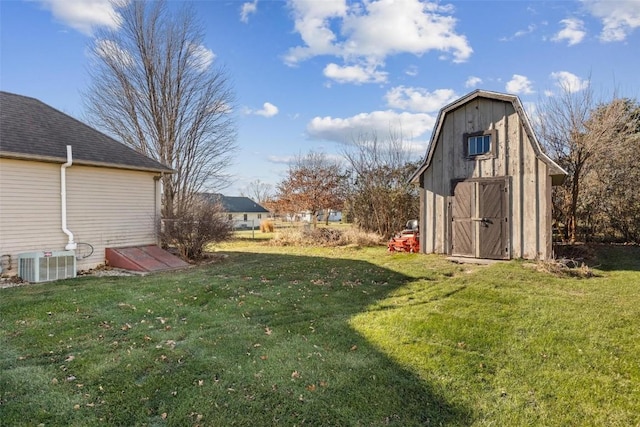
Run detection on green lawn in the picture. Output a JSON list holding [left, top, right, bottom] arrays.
[[1, 243, 638, 426]]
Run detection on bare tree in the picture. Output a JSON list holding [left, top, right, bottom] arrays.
[[343, 130, 419, 238], [85, 0, 237, 220], [276, 151, 347, 227], [536, 81, 639, 242], [536, 81, 597, 242], [240, 179, 273, 204]]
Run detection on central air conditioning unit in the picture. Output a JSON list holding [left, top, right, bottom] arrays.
[[18, 251, 77, 283]]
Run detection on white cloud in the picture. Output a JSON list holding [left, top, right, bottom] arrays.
[[385, 86, 457, 113], [500, 24, 536, 41], [283, 0, 347, 64], [285, 0, 472, 83], [307, 110, 436, 143], [36, 0, 122, 35], [506, 74, 534, 95], [266, 155, 294, 165], [552, 18, 586, 46], [550, 71, 589, 92], [323, 62, 387, 84], [583, 0, 640, 42], [187, 44, 215, 72], [94, 39, 134, 67], [240, 0, 258, 23], [248, 102, 279, 117], [405, 65, 418, 77], [465, 76, 482, 88]]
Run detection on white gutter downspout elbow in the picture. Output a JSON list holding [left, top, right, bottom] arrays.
[[61, 145, 77, 251]]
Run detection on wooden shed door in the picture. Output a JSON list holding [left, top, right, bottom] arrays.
[[451, 179, 509, 259], [451, 181, 474, 256], [477, 180, 508, 259]]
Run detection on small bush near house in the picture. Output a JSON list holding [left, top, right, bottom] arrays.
[[260, 219, 275, 233], [160, 200, 233, 261]]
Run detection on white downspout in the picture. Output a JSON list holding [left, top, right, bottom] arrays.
[[61, 145, 77, 250]]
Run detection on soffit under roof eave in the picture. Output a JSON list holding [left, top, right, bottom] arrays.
[[0, 151, 174, 174]]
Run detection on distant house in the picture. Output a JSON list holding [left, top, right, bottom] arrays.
[[0, 91, 173, 277], [298, 210, 342, 223], [202, 193, 269, 229], [410, 90, 567, 260]]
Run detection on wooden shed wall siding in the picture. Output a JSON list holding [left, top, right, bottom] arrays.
[[0, 159, 160, 273], [419, 97, 554, 260]]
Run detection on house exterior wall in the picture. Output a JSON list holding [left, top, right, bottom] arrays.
[[228, 212, 265, 228], [419, 97, 554, 260], [0, 158, 161, 274]]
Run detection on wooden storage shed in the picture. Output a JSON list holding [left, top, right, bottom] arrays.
[[410, 90, 567, 260]]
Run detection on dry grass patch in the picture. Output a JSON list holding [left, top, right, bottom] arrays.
[[270, 226, 383, 247], [525, 258, 597, 278]]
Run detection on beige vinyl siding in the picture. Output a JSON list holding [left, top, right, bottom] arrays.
[[0, 159, 63, 273], [0, 158, 160, 274], [419, 97, 555, 260], [66, 165, 159, 270]]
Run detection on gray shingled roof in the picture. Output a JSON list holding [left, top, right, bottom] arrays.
[[201, 193, 269, 213], [0, 91, 172, 173]]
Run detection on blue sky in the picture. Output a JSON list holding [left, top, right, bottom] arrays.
[[1, 0, 639, 196]]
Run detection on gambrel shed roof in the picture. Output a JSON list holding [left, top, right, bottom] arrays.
[[0, 91, 172, 173], [410, 89, 567, 185]]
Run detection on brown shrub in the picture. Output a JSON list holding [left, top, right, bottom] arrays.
[[260, 219, 275, 233], [160, 199, 233, 261]]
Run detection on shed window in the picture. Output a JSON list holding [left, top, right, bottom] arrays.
[[468, 134, 491, 156]]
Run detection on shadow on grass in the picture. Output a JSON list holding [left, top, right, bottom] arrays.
[[0, 251, 471, 426], [554, 243, 640, 272], [590, 244, 640, 272]]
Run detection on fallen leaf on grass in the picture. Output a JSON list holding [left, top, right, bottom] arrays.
[[350, 345, 358, 351], [265, 327, 272, 336], [161, 413, 167, 420], [306, 384, 316, 392], [291, 370, 301, 379]]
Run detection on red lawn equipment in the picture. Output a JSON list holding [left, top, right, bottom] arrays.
[[387, 219, 420, 253]]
